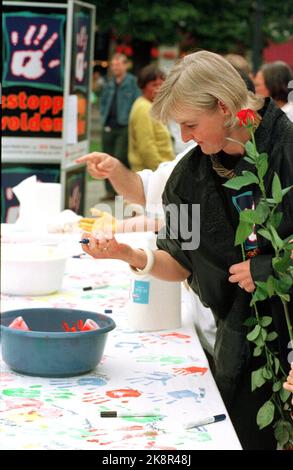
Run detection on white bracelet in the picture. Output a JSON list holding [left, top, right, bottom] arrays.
[[129, 248, 155, 275]]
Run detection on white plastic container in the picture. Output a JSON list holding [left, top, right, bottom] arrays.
[[127, 273, 182, 332], [1, 243, 67, 296]]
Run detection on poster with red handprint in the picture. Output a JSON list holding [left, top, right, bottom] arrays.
[[3, 12, 65, 90], [69, 6, 92, 142], [71, 12, 91, 94]]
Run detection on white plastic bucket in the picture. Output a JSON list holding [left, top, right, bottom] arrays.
[[128, 273, 181, 331]]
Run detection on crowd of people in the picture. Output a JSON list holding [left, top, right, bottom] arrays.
[[77, 49, 293, 450]]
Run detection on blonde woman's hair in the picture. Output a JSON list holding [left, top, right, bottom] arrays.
[[151, 50, 264, 128]]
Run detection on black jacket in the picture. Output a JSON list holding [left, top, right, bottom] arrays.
[[157, 98, 293, 403]]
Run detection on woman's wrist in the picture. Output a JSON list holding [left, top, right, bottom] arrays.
[[120, 246, 148, 270], [129, 248, 155, 275]]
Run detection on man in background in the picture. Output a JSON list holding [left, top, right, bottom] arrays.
[[99, 53, 141, 199]]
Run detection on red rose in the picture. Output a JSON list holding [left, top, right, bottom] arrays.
[[151, 47, 159, 58], [237, 109, 256, 127]]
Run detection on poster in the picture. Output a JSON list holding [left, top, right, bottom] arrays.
[[2, 11, 66, 138], [3, 12, 65, 90], [64, 166, 86, 215], [2, 7, 66, 156], [69, 7, 92, 143]]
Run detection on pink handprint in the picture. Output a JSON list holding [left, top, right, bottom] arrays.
[[10, 25, 60, 80], [75, 26, 88, 83]]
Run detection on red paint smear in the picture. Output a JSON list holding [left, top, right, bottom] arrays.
[[87, 439, 100, 443], [160, 332, 191, 339], [122, 433, 135, 440], [146, 444, 177, 450], [119, 425, 144, 431], [106, 389, 141, 399], [173, 366, 208, 376]]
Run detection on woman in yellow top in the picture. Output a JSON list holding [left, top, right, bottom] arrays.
[[128, 64, 174, 171]]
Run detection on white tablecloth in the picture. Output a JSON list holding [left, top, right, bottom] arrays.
[[0, 233, 242, 450]]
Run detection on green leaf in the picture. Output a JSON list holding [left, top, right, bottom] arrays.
[[272, 381, 282, 392], [244, 317, 258, 327], [244, 156, 256, 164], [260, 316, 272, 327], [279, 387, 291, 403], [223, 172, 258, 190], [257, 153, 269, 179], [269, 212, 283, 228], [268, 354, 274, 366], [255, 201, 270, 224], [254, 335, 265, 347], [272, 173, 283, 203], [262, 367, 272, 380], [242, 170, 259, 181], [265, 197, 277, 205], [274, 420, 290, 448], [235, 222, 254, 246], [240, 202, 269, 225], [267, 331, 278, 342], [274, 274, 293, 295], [257, 229, 272, 242], [284, 242, 293, 251], [245, 141, 257, 158], [278, 294, 290, 302], [240, 209, 259, 224], [247, 324, 261, 341], [256, 400, 275, 430], [270, 226, 285, 250], [251, 282, 269, 305], [261, 328, 267, 342], [253, 346, 263, 357], [272, 251, 292, 273], [274, 357, 280, 375], [251, 367, 266, 391], [281, 185, 293, 197]]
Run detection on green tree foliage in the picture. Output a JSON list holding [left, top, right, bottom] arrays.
[[94, 0, 293, 51]]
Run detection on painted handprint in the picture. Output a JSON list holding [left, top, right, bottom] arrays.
[[4, 13, 65, 88], [75, 26, 88, 83], [127, 371, 174, 387], [173, 366, 208, 376], [166, 388, 206, 404], [49, 376, 108, 389], [10, 26, 59, 80]]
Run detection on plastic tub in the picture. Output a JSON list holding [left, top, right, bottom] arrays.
[[1, 308, 116, 377], [1, 243, 68, 295]]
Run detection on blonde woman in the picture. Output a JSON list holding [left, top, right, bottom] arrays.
[[81, 51, 293, 449]]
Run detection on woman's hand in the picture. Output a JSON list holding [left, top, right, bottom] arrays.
[[75, 152, 119, 180], [80, 232, 132, 261], [228, 259, 256, 293]]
